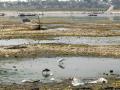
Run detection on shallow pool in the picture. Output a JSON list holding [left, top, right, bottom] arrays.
[[0, 39, 40, 46], [0, 57, 120, 83], [53, 36, 120, 45], [0, 36, 120, 46]]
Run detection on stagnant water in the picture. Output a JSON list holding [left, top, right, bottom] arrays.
[[0, 36, 120, 46], [0, 57, 120, 83], [54, 36, 120, 45], [0, 39, 40, 46]]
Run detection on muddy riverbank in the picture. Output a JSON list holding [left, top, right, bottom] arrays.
[[0, 22, 120, 40], [0, 43, 119, 58], [0, 77, 119, 90]]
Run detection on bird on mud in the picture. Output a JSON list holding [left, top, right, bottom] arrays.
[[58, 58, 65, 69]]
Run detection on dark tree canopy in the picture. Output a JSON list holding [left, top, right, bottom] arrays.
[[0, 0, 119, 10]]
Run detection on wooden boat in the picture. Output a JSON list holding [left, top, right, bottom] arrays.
[[18, 13, 36, 17], [24, 22, 41, 30], [88, 13, 98, 16], [30, 24, 41, 30], [0, 13, 5, 16]]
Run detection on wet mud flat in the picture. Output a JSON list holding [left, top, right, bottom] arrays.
[[0, 20, 120, 58], [0, 78, 119, 90], [0, 81, 91, 90], [0, 43, 120, 58], [0, 82, 99, 90], [1, 23, 120, 37]]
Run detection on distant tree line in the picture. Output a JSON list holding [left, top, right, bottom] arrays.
[[0, 0, 120, 11]]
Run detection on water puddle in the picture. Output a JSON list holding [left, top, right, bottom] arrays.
[[0, 57, 120, 83], [0, 39, 40, 46], [47, 28, 70, 31], [53, 36, 120, 45], [0, 36, 120, 46]]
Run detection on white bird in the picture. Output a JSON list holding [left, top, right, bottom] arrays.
[[88, 80, 97, 84], [21, 79, 40, 83], [50, 77, 55, 81], [97, 77, 108, 83], [21, 79, 32, 83], [58, 58, 65, 69], [58, 58, 65, 63], [50, 72, 53, 76], [88, 77, 108, 84], [71, 77, 84, 86]]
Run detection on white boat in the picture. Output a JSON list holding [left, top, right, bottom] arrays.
[[24, 22, 41, 30]]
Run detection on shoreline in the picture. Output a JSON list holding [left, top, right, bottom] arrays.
[[0, 76, 119, 90]]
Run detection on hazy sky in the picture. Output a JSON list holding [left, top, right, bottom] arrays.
[[0, 0, 70, 1], [0, 0, 26, 1], [0, 0, 71, 2]]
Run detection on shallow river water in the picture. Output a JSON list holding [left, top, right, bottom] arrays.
[[0, 36, 120, 46], [0, 57, 120, 83]]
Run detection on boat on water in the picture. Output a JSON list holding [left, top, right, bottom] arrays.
[[25, 23, 41, 30], [88, 13, 98, 16], [0, 13, 5, 16], [30, 24, 41, 30], [18, 13, 36, 17]]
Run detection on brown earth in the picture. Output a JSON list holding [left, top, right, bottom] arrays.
[[0, 43, 119, 58], [0, 19, 120, 58]]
